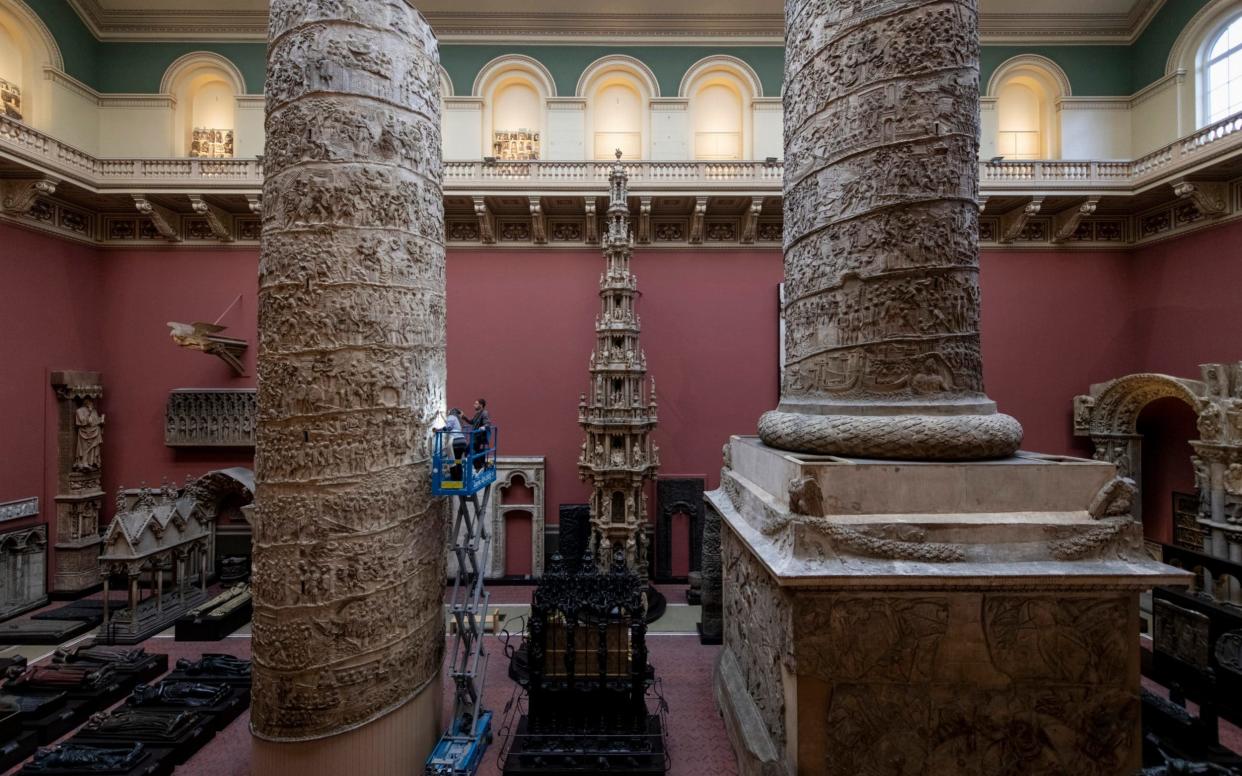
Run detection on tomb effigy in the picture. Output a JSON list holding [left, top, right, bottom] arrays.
[[578, 152, 661, 580], [174, 582, 252, 641], [253, 0, 446, 771], [710, 1, 1191, 774]]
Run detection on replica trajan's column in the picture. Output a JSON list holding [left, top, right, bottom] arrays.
[[254, 1, 446, 772], [761, 0, 1023, 460]]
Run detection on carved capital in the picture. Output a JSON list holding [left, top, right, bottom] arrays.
[[998, 197, 1043, 244], [529, 196, 547, 245], [188, 195, 234, 242], [1051, 197, 1099, 244], [1173, 180, 1228, 218], [473, 196, 495, 245], [132, 195, 181, 242], [689, 196, 708, 245], [1, 178, 59, 215], [741, 197, 764, 244]]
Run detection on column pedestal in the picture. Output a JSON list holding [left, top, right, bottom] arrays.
[[712, 436, 1190, 776]]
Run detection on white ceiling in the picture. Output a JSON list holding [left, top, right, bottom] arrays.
[[70, 0, 1165, 43]]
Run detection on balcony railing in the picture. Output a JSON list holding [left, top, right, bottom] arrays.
[[4, 111, 1242, 196]]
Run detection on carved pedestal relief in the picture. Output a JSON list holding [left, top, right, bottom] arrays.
[[760, 0, 1022, 460], [253, 0, 446, 742], [49, 371, 105, 593], [1074, 363, 1242, 582], [0, 525, 47, 620]]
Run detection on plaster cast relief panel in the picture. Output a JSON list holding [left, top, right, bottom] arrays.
[[0, 525, 47, 620], [0, 498, 38, 524], [165, 390, 256, 447], [253, 0, 445, 743]]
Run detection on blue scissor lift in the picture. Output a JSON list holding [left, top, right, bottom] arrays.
[[425, 426, 498, 776]]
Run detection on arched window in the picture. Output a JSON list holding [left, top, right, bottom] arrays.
[[987, 56, 1070, 160], [161, 53, 246, 158], [473, 55, 555, 161], [0, 0, 62, 128], [680, 56, 762, 161], [1205, 14, 1242, 123], [578, 56, 659, 160]]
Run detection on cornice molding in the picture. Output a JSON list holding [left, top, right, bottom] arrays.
[[62, 2, 1170, 45], [44, 68, 177, 109], [1056, 96, 1132, 112]]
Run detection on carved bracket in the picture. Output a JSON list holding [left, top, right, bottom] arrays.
[[689, 196, 707, 245], [188, 195, 234, 242], [132, 195, 181, 242], [637, 197, 652, 244], [0, 178, 59, 215], [529, 196, 547, 245], [1172, 180, 1229, 218], [1051, 197, 1100, 244], [998, 197, 1043, 244], [584, 199, 599, 245], [245, 194, 263, 214], [741, 197, 764, 244], [473, 196, 495, 245]]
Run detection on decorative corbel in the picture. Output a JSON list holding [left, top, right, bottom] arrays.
[[689, 196, 708, 245], [132, 195, 181, 242], [529, 196, 547, 245], [1, 178, 59, 215], [188, 195, 234, 242], [1172, 180, 1229, 218], [473, 196, 495, 245], [1051, 197, 1100, 244], [741, 197, 764, 244], [977, 196, 989, 214], [245, 194, 263, 215], [637, 197, 652, 245], [584, 199, 599, 245], [998, 197, 1043, 244]]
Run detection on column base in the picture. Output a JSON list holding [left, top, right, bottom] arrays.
[[252, 677, 441, 776]]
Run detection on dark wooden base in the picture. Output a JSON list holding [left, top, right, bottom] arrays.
[[503, 715, 666, 775], [696, 622, 721, 646], [173, 600, 251, 642], [17, 743, 174, 776], [0, 730, 38, 773], [0, 619, 94, 645], [74, 712, 215, 766]]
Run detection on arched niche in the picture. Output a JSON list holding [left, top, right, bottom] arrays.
[[0, 0, 63, 129], [577, 56, 659, 160], [680, 56, 762, 160], [473, 55, 555, 160], [986, 55, 1070, 160], [1167, 0, 1242, 127], [160, 52, 246, 158]]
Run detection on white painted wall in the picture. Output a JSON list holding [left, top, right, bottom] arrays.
[[545, 100, 585, 160], [1058, 101, 1131, 159], [752, 100, 783, 160], [99, 101, 173, 157], [234, 96, 264, 158], [443, 98, 483, 160], [45, 76, 99, 155], [650, 101, 689, 160], [1131, 74, 1185, 157]]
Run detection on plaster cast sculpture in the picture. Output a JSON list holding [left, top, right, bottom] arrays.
[[760, 0, 1022, 460], [577, 153, 661, 578], [254, 0, 446, 743], [168, 321, 249, 376], [74, 397, 104, 472], [50, 372, 105, 593]]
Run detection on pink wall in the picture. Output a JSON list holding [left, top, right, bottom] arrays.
[[1137, 396, 1199, 544], [445, 249, 783, 517], [0, 224, 104, 572], [7, 217, 1242, 585]]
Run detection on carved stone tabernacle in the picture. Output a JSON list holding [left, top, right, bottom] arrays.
[[0, 525, 47, 620], [577, 153, 661, 579], [760, 0, 1022, 461], [253, 0, 447, 762]]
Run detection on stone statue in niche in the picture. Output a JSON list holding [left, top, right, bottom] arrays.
[[73, 397, 104, 472]]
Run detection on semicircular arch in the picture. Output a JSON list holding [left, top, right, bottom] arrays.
[[1087, 373, 1205, 437]]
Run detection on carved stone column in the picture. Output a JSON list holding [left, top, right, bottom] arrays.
[[761, 0, 1022, 460], [253, 1, 445, 771], [49, 371, 105, 592]]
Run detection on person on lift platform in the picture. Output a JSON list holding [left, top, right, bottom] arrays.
[[444, 408, 468, 481]]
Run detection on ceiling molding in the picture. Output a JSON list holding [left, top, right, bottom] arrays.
[[64, 1, 1169, 45]]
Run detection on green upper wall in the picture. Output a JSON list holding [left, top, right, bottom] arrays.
[[439, 45, 783, 97], [20, 0, 1219, 98]]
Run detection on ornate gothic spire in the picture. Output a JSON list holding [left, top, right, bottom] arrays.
[[578, 151, 660, 577]]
